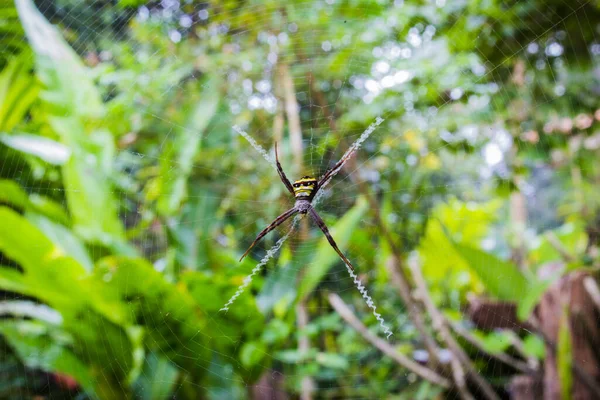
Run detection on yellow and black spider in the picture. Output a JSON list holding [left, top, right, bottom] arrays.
[[239, 143, 356, 271]]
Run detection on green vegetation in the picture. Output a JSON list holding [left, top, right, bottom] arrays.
[[1, 0, 599, 398]]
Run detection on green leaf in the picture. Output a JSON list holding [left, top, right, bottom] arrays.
[[0, 51, 39, 131], [522, 334, 545, 360], [0, 179, 29, 209], [0, 133, 70, 164], [452, 243, 528, 302], [16, 0, 127, 249], [240, 341, 267, 367], [315, 352, 349, 370], [473, 330, 513, 354], [16, 0, 103, 119], [558, 305, 573, 400], [298, 196, 369, 298]]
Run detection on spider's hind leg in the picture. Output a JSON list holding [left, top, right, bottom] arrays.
[[307, 206, 356, 272]]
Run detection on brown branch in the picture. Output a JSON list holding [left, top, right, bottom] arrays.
[[409, 261, 501, 400], [328, 293, 451, 389], [583, 276, 600, 313], [530, 317, 600, 398]]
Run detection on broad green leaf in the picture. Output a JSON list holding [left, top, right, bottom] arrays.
[[0, 207, 135, 397], [452, 243, 528, 302], [156, 77, 221, 216], [16, 0, 127, 248], [0, 133, 70, 164], [15, 0, 103, 119], [419, 199, 501, 296], [298, 196, 369, 298], [0, 51, 39, 131], [558, 305, 573, 400]]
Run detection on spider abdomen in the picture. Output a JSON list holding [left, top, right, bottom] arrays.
[[292, 176, 317, 201], [295, 199, 312, 213]]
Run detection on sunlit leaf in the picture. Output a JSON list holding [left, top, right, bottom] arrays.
[[0, 133, 70, 164], [452, 243, 528, 302]]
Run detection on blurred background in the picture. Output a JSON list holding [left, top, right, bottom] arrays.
[[1, 0, 599, 398]]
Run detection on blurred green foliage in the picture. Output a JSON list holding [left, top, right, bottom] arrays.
[[0, 0, 599, 398]]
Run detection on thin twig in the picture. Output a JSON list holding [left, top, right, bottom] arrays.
[[385, 255, 442, 365], [448, 319, 535, 374], [328, 293, 451, 388]]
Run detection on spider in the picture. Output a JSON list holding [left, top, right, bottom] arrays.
[[239, 143, 355, 272]]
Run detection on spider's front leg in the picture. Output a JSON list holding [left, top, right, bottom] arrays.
[[317, 150, 354, 189], [275, 143, 295, 195], [307, 206, 355, 272]]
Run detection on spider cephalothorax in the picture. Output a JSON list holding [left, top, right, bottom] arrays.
[[239, 143, 356, 271]]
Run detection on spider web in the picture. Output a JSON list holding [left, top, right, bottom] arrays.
[[0, 0, 598, 398]]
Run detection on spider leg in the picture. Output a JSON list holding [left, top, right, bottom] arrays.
[[307, 206, 355, 272], [275, 142, 295, 195], [316, 149, 355, 190], [239, 207, 298, 261]]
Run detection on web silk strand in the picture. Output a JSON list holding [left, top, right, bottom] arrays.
[[344, 262, 393, 338], [220, 215, 301, 312], [233, 125, 278, 170]]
